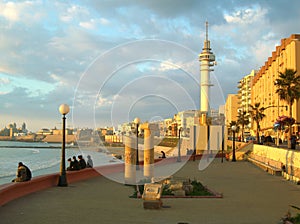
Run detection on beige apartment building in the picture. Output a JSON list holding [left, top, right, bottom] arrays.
[[225, 94, 239, 126], [237, 70, 256, 133], [251, 34, 300, 137], [238, 70, 256, 114]]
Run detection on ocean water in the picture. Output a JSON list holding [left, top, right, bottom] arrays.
[[0, 141, 123, 185]]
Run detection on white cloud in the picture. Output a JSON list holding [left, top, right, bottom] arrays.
[[1, 2, 19, 21], [0, 1, 44, 24], [79, 19, 96, 29], [0, 77, 10, 85], [96, 96, 112, 107], [99, 18, 110, 25], [224, 5, 267, 25]]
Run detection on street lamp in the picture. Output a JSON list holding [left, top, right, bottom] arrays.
[[177, 127, 182, 162], [231, 125, 237, 162], [134, 117, 140, 170], [58, 104, 70, 187]]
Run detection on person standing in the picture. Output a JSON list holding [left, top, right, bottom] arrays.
[[291, 134, 297, 149]]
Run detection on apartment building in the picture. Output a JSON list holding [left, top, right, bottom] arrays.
[[225, 94, 239, 126], [251, 34, 300, 136], [237, 70, 256, 132]]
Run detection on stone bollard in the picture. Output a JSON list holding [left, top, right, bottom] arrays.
[[124, 135, 137, 185], [140, 123, 158, 179]]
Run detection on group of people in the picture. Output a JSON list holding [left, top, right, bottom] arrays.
[[12, 162, 32, 182], [67, 155, 93, 171], [11, 155, 93, 182]]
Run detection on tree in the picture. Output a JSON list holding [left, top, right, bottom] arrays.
[[275, 68, 300, 148], [22, 122, 27, 132], [237, 110, 250, 142], [250, 103, 266, 143]]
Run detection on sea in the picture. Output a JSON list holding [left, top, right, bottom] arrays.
[[0, 141, 123, 185]]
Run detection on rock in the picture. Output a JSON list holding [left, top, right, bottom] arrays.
[[183, 184, 194, 195], [173, 190, 186, 196]]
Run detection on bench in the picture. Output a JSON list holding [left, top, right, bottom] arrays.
[[248, 154, 282, 176]]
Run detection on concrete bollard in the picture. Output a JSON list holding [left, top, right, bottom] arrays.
[[124, 135, 137, 185], [144, 127, 154, 179], [140, 123, 158, 179]]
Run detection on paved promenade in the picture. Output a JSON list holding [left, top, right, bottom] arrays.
[[1, 158, 300, 224]]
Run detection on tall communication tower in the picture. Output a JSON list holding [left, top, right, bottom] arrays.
[[199, 21, 216, 114]]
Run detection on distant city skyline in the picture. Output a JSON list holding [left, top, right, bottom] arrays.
[[1, 0, 300, 131]]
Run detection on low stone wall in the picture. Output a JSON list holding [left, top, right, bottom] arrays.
[[252, 144, 300, 180], [0, 155, 221, 207], [42, 134, 76, 143], [0, 167, 102, 206]]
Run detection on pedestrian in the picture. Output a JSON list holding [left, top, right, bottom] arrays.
[[12, 162, 31, 182], [291, 134, 297, 149], [78, 155, 87, 169], [86, 155, 93, 168]]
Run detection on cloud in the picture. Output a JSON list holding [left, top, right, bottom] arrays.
[[1, 0, 300, 130], [224, 5, 267, 24]]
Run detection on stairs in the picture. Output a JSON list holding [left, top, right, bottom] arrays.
[[228, 142, 253, 161]]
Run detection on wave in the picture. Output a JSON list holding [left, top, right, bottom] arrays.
[[32, 160, 60, 172], [0, 171, 16, 179], [31, 149, 40, 154]]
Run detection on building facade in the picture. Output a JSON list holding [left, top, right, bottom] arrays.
[[237, 70, 256, 132], [225, 94, 239, 126], [238, 70, 256, 114], [251, 34, 300, 136]]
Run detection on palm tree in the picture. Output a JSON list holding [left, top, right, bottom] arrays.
[[250, 103, 266, 143], [237, 110, 250, 142], [275, 68, 300, 148]]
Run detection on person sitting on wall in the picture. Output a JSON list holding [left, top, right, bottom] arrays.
[[12, 162, 31, 182], [159, 151, 166, 158], [67, 158, 75, 171], [86, 155, 93, 168], [72, 156, 81, 170], [78, 155, 87, 169]]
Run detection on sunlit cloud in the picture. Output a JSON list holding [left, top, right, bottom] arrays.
[[1, 0, 300, 130]]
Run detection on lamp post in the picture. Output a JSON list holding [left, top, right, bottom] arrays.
[[231, 125, 237, 162], [134, 117, 140, 170], [58, 104, 70, 187], [177, 127, 182, 162]]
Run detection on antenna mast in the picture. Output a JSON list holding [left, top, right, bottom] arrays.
[[205, 21, 208, 41]]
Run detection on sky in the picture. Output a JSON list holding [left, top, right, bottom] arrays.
[[1, 0, 300, 132]]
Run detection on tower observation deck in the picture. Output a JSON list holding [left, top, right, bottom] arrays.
[[199, 21, 216, 114]]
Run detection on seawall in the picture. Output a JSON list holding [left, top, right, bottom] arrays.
[[252, 144, 300, 179], [0, 155, 211, 207]]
